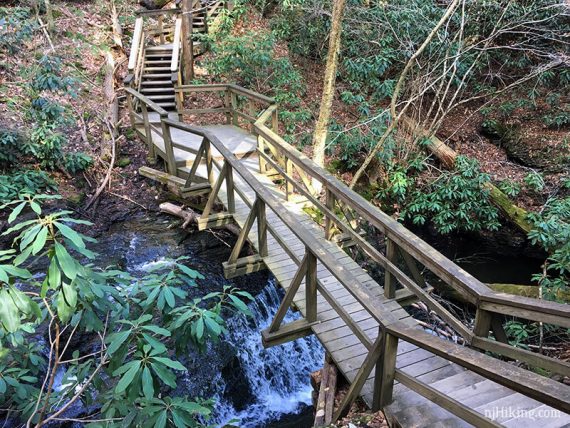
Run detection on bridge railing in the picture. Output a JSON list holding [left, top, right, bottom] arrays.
[[126, 85, 570, 424], [251, 101, 570, 376]]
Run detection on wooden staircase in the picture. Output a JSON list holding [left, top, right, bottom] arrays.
[[140, 45, 177, 111]]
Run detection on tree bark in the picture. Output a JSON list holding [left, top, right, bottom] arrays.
[[181, 0, 194, 83], [110, 0, 124, 49], [313, 354, 338, 427], [312, 0, 347, 169]]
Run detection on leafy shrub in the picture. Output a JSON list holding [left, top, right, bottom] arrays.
[[0, 196, 253, 425], [404, 157, 500, 234], [524, 171, 545, 192], [528, 196, 570, 300], [32, 55, 76, 94], [0, 129, 28, 169], [64, 152, 93, 174], [0, 7, 36, 55], [0, 170, 56, 203], [498, 179, 521, 198]]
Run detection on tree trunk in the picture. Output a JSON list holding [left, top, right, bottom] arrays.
[[181, 0, 194, 83], [400, 116, 532, 234], [312, 0, 347, 170], [110, 0, 123, 49], [160, 202, 241, 235]]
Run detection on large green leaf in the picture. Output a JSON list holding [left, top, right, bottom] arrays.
[[0, 289, 20, 332], [154, 410, 167, 428], [31, 226, 48, 255], [54, 222, 86, 249], [106, 330, 131, 355], [142, 366, 154, 399], [115, 360, 141, 394], [141, 325, 171, 337], [151, 363, 177, 388], [54, 241, 77, 281], [8, 202, 26, 224], [150, 357, 186, 371]]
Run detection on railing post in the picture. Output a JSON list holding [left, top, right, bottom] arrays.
[[204, 138, 214, 185], [230, 90, 238, 125], [126, 90, 136, 129], [258, 135, 267, 174], [226, 164, 235, 214], [272, 107, 278, 133], [306, 249, 317, 323], [285, 157, 293, 201], [372, 329, 398, 410], [384, 239, 396, 299], [257, 200, 267, 257], [157, 15, 165, 44], [140, 102, 157, 163], [224, 89, 232, 124], [161, 118, 177, 176], [324, 188, 335, 239]]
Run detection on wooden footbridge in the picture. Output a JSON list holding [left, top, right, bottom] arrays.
[[124, 9, 570, 427]]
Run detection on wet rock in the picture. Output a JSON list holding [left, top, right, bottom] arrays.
[[221, 355, 254, 411]]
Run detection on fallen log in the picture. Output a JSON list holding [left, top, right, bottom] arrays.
[[159, 202, 241, 235], [400, 116, 532, 234]]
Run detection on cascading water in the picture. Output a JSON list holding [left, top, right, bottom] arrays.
[[20, 215, 324, 428], [212, 280, 324, 427]]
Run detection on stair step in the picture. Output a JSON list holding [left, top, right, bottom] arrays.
[[144, 67, 171, 72], [142, 73, 172, 79], [147, 95, 176, 100], [145, 60, 171, 65], [156, 102, 176, 108], [141, 87, 175, 93], [140, 80, 172, 86], [146, 45, 173, 52], [145, 53, 172, 58]]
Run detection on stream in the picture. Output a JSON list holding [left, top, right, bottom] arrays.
[[92, 213, 324, 427]]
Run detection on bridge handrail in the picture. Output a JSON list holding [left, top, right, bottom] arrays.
[[127, 84, 570, 424], [252, 107, 570, 323], [161, 114, 570, 418]]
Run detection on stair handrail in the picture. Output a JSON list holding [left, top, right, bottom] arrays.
[[128, 16, 144, 74], [171, 16, 183, 73]]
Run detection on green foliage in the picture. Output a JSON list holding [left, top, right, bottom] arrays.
[[64, 152, 93, 174], [504, 320, 537, 348], [403, 157, 500, 234], [528, 196, 570, 300], [206, 31, 309, 133], [0, 196, 253, 426], [32, 56, 76, 94], [524, 171, 545, 192], [0, 129, 30, 169], [498, 179, 521, 198], [0, 170, 56, 203], [0, 7, 36, 55]]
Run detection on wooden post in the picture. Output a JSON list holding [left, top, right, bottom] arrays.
[[140, 103, 156, 163], [203, 138, 214, 185], [224, 89, 232, 124], [306, 250, 317, 323], [226, 164, 235, 213], [384, 239, 396, 299], [324, 188, 335, 239], [161, 119, 177, 176], [473, 308, 492, 338], [272, 108, 279, 133], [258, 135, 267, 174], [257, 200, 268, 257], [285, 158, 293, 200], [230, 90, 238, 125], [181, 0, 194, 83], [126, 91, 136, 129], [372, 329, 398, 410], [157, 15, 165, 44]]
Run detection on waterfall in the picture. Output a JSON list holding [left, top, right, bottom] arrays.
[[213, 279, 324, 427]]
